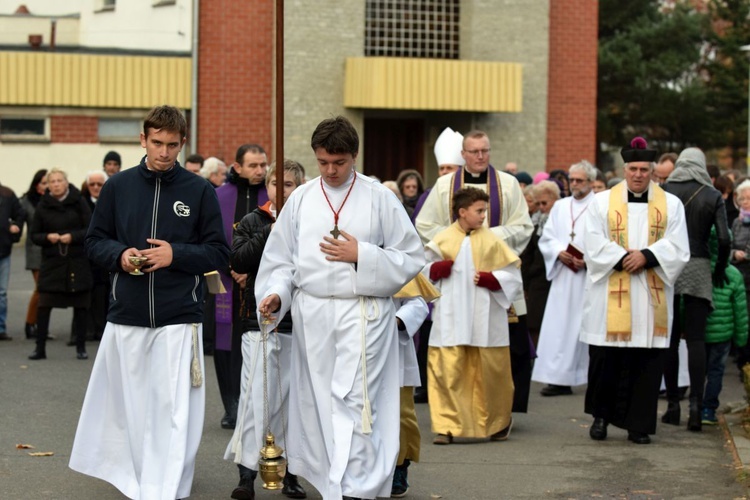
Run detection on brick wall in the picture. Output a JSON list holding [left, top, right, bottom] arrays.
[[546, 1, 598, 171], [196, 0, 274, 164], [50, 116, 98, 143]]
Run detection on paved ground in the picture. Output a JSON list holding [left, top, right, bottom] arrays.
[[1, 245, 749, 499]]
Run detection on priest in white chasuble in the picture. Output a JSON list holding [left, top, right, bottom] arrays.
[[255, 116, 424, 500], [532, 160, 597, 397], [580, 137, 689, 445]]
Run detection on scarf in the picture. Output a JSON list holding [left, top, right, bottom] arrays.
[[606, 181, 669, 341], [450, 166, 503, 227]]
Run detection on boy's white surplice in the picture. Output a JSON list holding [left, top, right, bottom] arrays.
[[425, 237, 523, 348], [255, 173, 424, 500], [224, 331, 291, 469], [69, 323, 205, 500]]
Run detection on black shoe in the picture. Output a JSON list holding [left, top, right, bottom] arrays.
[[28, 350, 46, 360], [343, 497, 362, 500], [490, 418, 513, 441], [282, 473, 307, 498], [589, 418, 607, 440], [661, 401, 680, 425], [231, 469, 256, 500], [540, 384, 573, 397], [413, 387, 428, 404], [391, 459, 410, 498], [25, 323, 37, 339], [627, 431, 651, 444], [688, 408, 702, 432], [230, 485, 255, 500], [221, 412, 237, 429], [0, 332, 13, 341], [77, 351, 89, 360]]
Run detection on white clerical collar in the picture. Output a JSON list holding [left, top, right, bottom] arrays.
[[628, 188, 647, 198]]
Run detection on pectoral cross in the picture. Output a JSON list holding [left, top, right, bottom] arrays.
[[330, 225, 341, 239], [610, 278, 628, 308], [569, 230, 576, 240]]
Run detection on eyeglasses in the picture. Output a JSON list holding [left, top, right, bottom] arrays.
[[464, 148, 491, 156], [88, 182, 104, 187], [569, 178, 587, 184]]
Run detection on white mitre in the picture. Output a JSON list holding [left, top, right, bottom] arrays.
[[434, 127, 465, 167]]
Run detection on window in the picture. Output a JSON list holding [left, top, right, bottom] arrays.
[[97, 0, 115, 12], [98, 118, 141, 143], [0, 117, 49, 142], [365, 0, 460, 59]]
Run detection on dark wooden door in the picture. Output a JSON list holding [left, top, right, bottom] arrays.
[[363, 118, 424, 182]]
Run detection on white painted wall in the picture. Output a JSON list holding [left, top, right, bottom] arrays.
[[78, 0, 192, 52], [0, 16, 80, 46], [0, 0, 192, 52], [0, 142, 145, 195]]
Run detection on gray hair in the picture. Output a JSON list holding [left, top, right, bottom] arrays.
[[86, 170, 108, 184], [199, 157, 227, 179], [569, 160, 597, 181], [523, 184, 536, 199], [736, 179, 750, 199]]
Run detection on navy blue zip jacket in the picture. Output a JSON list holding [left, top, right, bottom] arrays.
[[85, 157, 230, 328]]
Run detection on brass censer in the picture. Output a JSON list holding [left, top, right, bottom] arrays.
[[259, 432, 286, 489], [258, 317, 287, 489]]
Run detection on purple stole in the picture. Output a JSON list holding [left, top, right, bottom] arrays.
[[450, 165, 503, 227], [410, 188, 431, 225], [214, 182, 268, 351]]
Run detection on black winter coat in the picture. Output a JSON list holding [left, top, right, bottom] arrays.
[[0, 184, 25, 259], [31, 186, 92, 295], [232, 204, 292, 333], [664, 180, 730, 269]]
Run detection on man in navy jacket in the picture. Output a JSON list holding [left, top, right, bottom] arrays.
[[69, 105, 229, 500]]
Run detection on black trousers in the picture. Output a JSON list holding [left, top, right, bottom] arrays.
[[664, 294, 710, 404], [585, 345, 664, 434], [38, 305, 87, 352], [509, 315, 532, 413]]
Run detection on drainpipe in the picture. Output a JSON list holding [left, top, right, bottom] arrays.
[[50, 19, 56, 50], [190, 0, 200, 154]]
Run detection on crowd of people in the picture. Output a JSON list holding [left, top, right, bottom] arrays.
[[0, 107, 748, 500]]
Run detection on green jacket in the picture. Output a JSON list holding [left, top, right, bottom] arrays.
[[705, 228, 748, 346]]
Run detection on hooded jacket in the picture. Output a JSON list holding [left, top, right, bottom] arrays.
[[85, 157, 230, 328], [664, 148, 730, 273]]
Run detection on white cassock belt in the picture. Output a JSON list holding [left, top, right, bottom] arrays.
[[359, 296, 379, 435]]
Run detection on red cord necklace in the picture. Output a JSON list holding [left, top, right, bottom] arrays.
[[321, 171, 357, 239]]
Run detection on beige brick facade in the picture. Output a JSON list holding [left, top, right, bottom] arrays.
[[284, 0, 553, 183], [284, 0, 365, 170]]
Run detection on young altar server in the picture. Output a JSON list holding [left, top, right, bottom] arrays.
[[425, 187, 523, 445], [224, 160, 306, 499]]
